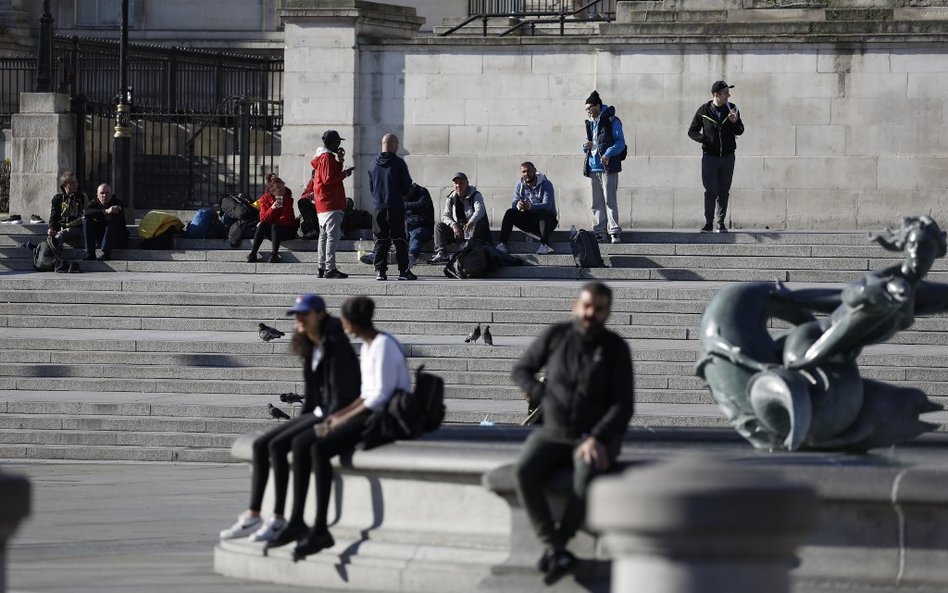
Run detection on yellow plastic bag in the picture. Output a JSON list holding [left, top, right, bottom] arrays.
[[138, 210, 185, 239]]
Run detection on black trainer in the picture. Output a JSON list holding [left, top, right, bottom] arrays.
[[376, 270, 387, 281], [700, 223, 713, 233], [317, 268, 325, 278], [292, 530, 335, 562], [398, 269, 417, 281], [268, 252, 283, 263], [427, 252, 450, 265], [716, 222, 728, 233], [359, 253, 374, 265], [247, 252, 260, 263], [543, 549, 576, 586], [265, 521, 309, 551], [325, 269, 348, 279]]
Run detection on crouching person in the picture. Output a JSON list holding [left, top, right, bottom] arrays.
[[512, 282, 634, 586], [219, 294, 360, 544], [292, 295, 410, 561]]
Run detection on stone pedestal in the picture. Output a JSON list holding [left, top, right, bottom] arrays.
[[9, 93, 75, 220], [0, 469, 31, 593], [588, 455, 817, 593]]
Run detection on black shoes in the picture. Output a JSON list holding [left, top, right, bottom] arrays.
[[541, 549, 576, 586], [98, 252, 112, 261], [325, 268, 348, 279], [265, 521, 309, 551], [30, 215, 45, 224], [427, 252, 450, 265], [359, 253, 374, 265], [317, 268, 325, 278], [376, 270, 387, 281], [398, 269, 417, 281], [268, 252, 283, 263], [700, 223, 713, 233], [247, 252, 260, 263], [717, 222, 728, 233], [292, 530, 335, 562]]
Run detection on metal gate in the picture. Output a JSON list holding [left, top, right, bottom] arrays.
[[56, 36, 283, 210]]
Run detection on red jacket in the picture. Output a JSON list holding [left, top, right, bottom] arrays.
[[258, 188, 296, 228], [312, 149, 347, 213]]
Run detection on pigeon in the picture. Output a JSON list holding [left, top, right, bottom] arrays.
[[279, 392, 304, 404], [268, 403, 291, 420], [258, 323, 285, 342], [464, 324, 481, 344], [483, 325, 493, 346]]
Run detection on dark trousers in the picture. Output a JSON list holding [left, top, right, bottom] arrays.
[[702, 153, 735, 225], [298, 199, 319, 236], [250, 223, 297, 255], [514, 428, 612, 551], [249, 413, 321, 516], [499, 208, 558, 245], [373, 208, 409, 272], [83, 217, 128, 256], [407, 226, 433, 258], [308, 411, 371, 535], [433, 218, 491, 253]]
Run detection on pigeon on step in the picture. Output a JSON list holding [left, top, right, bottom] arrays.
[[279, 392, 304, 404], [464, 324, 481, 345], [483, 325, 493, 346], [258, 323, 285, 342], [268, 403, 291, 420]]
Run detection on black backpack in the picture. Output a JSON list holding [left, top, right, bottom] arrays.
[[570, 229, 605, 268], [33, 236, 78, 273], [362, 354, 446, 450], [444, 243, 490, 279], [219, 194, 258, 221]]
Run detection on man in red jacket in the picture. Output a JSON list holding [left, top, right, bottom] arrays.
[[312, 130, 354, 279]]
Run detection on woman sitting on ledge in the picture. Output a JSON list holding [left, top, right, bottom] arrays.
[[292, 295, 411, 561]]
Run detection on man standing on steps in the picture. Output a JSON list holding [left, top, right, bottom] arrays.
[[511, 282, 635, 586], [583, 90, 626, 245], [368, 133, 417, 282], [688, 80, 744, 233], [312, 130, 353, 279]]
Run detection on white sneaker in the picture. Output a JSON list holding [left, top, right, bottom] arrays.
[[536, 244, 553, 255], [249, 516, 287, 543], [610, 234, 621, 244], [495, 243, 508, 254], [219, 512, 263, 539]]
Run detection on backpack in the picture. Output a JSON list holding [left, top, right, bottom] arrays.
[[33, 236, 78, 273], [185, 208, 219, 239], [444, 243, 491, 279], [219, 194, 258, 222], [227, 219, 257, 248], [570, 229, 605, 268]]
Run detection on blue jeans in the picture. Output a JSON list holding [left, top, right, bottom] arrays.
[[407, 225, 433, 258], [83, 217, 128, 256]]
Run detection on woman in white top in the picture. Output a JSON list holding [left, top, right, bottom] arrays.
[[292, 295, 411, 561]]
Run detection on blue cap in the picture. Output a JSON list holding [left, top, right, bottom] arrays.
[[286, 294, 326, 315]]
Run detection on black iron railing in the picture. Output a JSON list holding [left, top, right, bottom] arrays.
[[445, 0, 615, 36], [0, 57, 37, 129]]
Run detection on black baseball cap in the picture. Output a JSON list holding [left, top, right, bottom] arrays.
[[322, 130, 344, 143], [452, 172, 468, 182], [711, 81, 734, 93], [286, 294, 326, 315]]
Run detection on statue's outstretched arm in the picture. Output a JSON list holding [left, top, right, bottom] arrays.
[[771, 281, 843, 314]]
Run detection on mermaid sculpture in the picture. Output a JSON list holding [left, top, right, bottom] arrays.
[[697, 216, 947, 451]]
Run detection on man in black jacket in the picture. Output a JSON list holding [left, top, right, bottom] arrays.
[[688, 80, 744, 233], [404, 183, 434, 269], [83, 184, 129, 260], [368, 133, 416, 281], [512, 282, 635, 585], [48, 172, 88, 247]]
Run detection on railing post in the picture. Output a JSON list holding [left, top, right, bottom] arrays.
[[35, 0, 54, 93], [112, 0, 134, 220], [166, 49, 178, 114], [238, 96, 251, 199], [589, 456, 818, 593], [0, 469, 31, 593]]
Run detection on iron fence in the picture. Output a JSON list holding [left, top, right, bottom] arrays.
[[0, 57, 37, 129], [467, 0, 614, 17]]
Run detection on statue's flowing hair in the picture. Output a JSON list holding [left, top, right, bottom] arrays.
[[871, 216, 948, 258]]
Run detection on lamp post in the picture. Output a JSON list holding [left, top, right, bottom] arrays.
[[35, 0, 54, 92], [112, 0, 133, 219]]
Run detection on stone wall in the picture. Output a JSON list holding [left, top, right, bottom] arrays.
[[281, 1, 948, 231]]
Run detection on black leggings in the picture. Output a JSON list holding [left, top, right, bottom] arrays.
[[250, 222, 297, 256], [249, 413, 320, 515], [308, 411, 371, 534]]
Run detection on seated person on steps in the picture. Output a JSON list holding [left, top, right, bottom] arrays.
[[219, 294, 360, 545], [48, 171, 88, 248], [404, 183, 435, 269], [427, 172, 490, 265], [297, 169, 319, 240], [247, 173, 297, 264], [496, 162, 558, 256], [82, 183, 128, 261]]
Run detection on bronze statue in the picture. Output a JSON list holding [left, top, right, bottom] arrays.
[[697, 217, 946, 451]]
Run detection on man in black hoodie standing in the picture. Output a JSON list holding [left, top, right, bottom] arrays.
[[512, 282, 635, 585], [688, 80, 744, 233], [368, 133, 416, 281]]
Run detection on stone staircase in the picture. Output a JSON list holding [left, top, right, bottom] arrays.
[[1, 223, 947, 462]]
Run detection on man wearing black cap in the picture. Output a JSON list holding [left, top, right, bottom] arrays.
[[688, 81, 744, 233], [311, 130, 354, 278], [427, 172, 490, 264]]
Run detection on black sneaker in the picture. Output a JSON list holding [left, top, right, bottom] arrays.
[[268, 252, 283, 263], [376, 270, 387, 281], [427, 252, 450, 265], [594, 233, 605, 243], [537, 548, 554, 572], [265, 521, 309, 551], [700, 223, 713, 233], [398, 269, 417, 281], [359, 253, 374, 265], [325, 268, 348, 279], [30, 215, 45, 224], [716, 223, 728, 233], [1, 214, 21, 224], [98, 252, 112, 261], [247, 252, 260, 263], [543, 549, 576, 586], [292, 530, 335, 562], [317, 268, 325, 278]]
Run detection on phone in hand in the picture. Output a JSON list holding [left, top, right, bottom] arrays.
[[344, 166, 355, 177]]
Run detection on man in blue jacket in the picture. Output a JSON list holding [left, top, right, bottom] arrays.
[[367, 133, 416, 281], [496, 162, 557, 255], [583, 90, 626, 244], [403, 183, 435, 269]]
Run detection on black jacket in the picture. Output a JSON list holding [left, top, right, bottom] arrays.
[[302, 315, 361, 415], [404, 183, 434, 231], [512, 321, 634, 444], [368, 152, 413, 211], [49, 191, 89, 232], [688, 101, 744, 156], [84, 196, 127, 224]]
